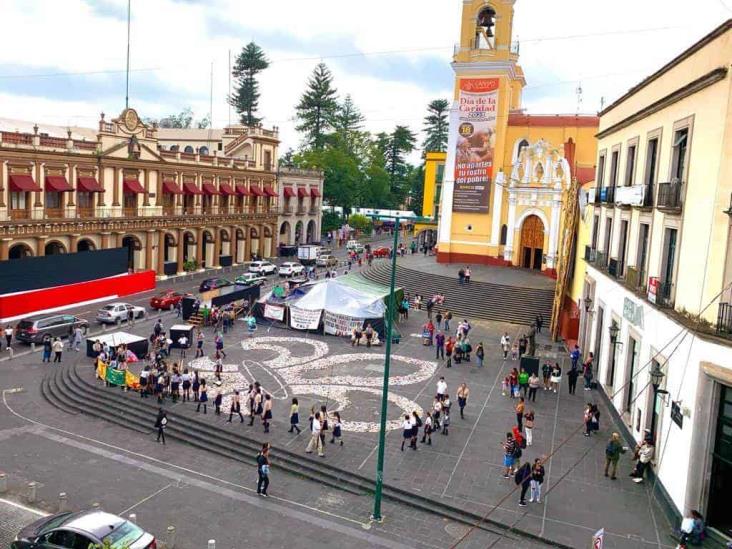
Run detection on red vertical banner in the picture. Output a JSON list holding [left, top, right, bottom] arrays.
[[452, 77, 499, 213]]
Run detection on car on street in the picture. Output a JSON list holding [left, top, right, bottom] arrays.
[[96, 302, 146, 324], [149, 290, 188, 310], [249, 261, 278, 275], [346, 240, 364, 253], [278, 261, 305, 277], [12, 509, 156, 549], [316, 254, 338, 267], [372, 246, 391, 258], [198, 278, 233, 293], [235, 272, 266, 287], [15, 314, 89, 344]]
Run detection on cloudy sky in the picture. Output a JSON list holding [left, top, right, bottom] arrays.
[[0, 0, 729, 155]]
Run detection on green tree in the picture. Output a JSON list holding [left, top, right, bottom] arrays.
[[408, 164, 426, 215], [384, 125, 417, 204], [422, 99, 449, 153], [331, 94, 365, 153], [279, 148, 296, 167], [348, 213, 372, 234], [295, 63, 338, 151], [145, 107, 210, 129], [229, 42, 269, 126]]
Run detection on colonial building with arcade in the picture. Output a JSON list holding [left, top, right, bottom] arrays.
[[0, 108, 307, 276], [434, 0, 598, 276]]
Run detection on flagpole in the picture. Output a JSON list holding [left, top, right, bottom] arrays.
[[125, 0, 131, 109]]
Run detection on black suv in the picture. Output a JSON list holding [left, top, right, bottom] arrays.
[[16, 314, 89, 344]]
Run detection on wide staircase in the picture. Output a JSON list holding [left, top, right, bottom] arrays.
[[39, 362, 561, 546], [360, 263, 554, 326]]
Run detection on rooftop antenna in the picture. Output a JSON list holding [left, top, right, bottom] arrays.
[[600, 96, 606, 110], [575, 81, 583, 114], [125, 0, 131, 109]]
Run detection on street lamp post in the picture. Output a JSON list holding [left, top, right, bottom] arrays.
[[369, 213, 431, 522], [649, 362, 666, 442]]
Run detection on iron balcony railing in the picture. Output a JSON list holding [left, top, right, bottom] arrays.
[[657, 180, 683, 211], [716, 302, 732, 335], [595, 250, 608, 270], [608, 258, 621, 279], [625, 266, 646, 293], [600, 186, 616, 204], [657, 281, 675, 308], [584, 245, 597, 262]]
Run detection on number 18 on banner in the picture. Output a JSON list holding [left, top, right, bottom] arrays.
[[592, 528, 605, 549]]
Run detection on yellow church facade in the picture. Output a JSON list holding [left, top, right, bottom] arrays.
[[435, 0, 598, 277]]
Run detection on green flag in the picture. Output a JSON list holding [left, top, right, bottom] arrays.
[[106, 368, 126, 386]]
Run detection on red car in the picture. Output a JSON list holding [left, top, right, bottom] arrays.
[[372, 246, 391, 258], [149, 290, 188, 310]]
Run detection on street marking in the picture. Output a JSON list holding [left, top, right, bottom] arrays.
[[539, 355, 564, 538], [0, 497, 49, 517], [118, 483, 173, 515]]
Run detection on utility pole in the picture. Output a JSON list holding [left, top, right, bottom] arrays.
[[125, 0, 131, 109]]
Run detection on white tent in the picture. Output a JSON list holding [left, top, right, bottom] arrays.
[[292, 278, 386, 318]]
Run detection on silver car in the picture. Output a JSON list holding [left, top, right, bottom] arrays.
[[96, 302, 146, 324]]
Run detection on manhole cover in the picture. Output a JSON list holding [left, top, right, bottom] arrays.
[[445, 523, 471, 538]]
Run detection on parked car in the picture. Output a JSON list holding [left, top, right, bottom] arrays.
[[372, 246, 391, 258], [12, 510, 156, 549], [346, 240, 364, 253], [316, 247, 333, 257], [235, 272, 266, 287], [278, 261, 305, 277], [199, 278, 233, 293], [149, 290, 188, 310], [249, 261, 278, 275], [96, 302, 146, 324], [15, 314, 89, 344], [316, 254, 338, 267]]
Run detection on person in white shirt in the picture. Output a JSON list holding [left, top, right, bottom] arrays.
[[4, 325, 13, 350], [500, 332, 511, 360], [306, 412, 325, 457], [178, 335, 188, 358], [401, 415, 413, 451], [436, 377, 448, 401]]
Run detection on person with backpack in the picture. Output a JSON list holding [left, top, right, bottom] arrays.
[[256, 443, 271, 497], [515, 461, 532, 506], [529, 458, 545, 503], [604, 432, 626, 479]]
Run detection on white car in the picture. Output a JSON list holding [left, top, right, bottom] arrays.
[[316, 254, 338, 267], [278, 261, 305, 277], [249, 261, 278, 275], [96, 302, 146, 324], [346, 240, 364, 253], [235, 272, 266, 287]]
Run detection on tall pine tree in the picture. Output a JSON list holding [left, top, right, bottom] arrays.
[[384, 125, 417, 204], [295, 63, 338, 151], [229, 42, 269, 126], [421, 99, 449, 153], [331, 94, 365, 154]]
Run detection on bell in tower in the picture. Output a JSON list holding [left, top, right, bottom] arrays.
[[475, 6, 496, 49]]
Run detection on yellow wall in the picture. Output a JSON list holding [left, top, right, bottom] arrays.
[[421, 152, 446, 219]]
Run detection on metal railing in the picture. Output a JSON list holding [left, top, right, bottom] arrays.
[[657, 281, 675, 308], [625, 266, 646, 292], [657, 180, 683, 211], [608, 258, 620, 278], [716, 302, 732, 335], [595, 250, 608, 269], [600, 186, 616, 204], [584, 245, 596, 262]]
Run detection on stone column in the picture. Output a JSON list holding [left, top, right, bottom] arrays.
[[143, 169, 150, 207], [101, 232, 111, 249], [212, 228, 221, 268], [230, 225, 238, 264], [69, 233, 79, 253], [67, 164, 76, 207], [489, 171, 504, 246], [145, 229, 155, 271], [34, 162, 43, 207], [157, 231, 166, 275], [196, 227, 204, 268], [0, 238, 10, 260], [0, 160, 6, 208], [243, 226, 251, 262], [177, 228, 185, 274], [36, 235, 47, 257], [112, 167, 120, 207], [97, 166, 106, 207], [503, 195, 517, 263], [547, 197, 562, 269]]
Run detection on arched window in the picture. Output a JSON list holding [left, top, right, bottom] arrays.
[[169, 145, 179, 152], [500, 224, 508, 245], [199, 146, 209, 156], [515, 139, 529, 163], [183, 145, 194, 154]]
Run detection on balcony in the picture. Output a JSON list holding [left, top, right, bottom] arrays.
[[608, 258, 621, 279], [717, 303, 732, 335], [44, 208, 65, 219], [281, 205, 294, 216], [599, 186, 616, 205], [309, 207, 319, 215], [77, 207, 95, 218], [657, 281, 675, 308], [595, 250, 608, 270], [9, 209, 31, 220], [624, 266, 646, 293], [657, 180, 683, 213], [123, 206, 138, 217], [584, 245, 597, 262], [297, 205, 307, 215]]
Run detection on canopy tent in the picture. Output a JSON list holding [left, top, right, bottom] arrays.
[[293, 278, 386, 318]]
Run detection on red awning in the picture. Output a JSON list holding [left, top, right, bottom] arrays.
[[250, 186, 264, 197], [45, 175, 73, 192], [202, 182, 220, 195], [283, 187, 296, 198], [219, 182, 236, 195], [264, 185, 277, 197], [162, 180, 182, 194], [297, 187, 309, 198], [183, 181, 203, 195], [8, 174, 41, 192], [123, 179, 145, 194], [77, 176, 104, 192], [236, 184, 251, 196], [310, 187, 321, 198]]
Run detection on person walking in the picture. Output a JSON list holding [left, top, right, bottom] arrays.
[[464, 266, 471, 283], [154, 408, 167, 445], [409, 411, 420, 450], [630, 433, 655, 483], [528, 372, 540, 402], [256, 443, 271, 497], [306, 412, 325, 457], [330, 411, 343, 445], [518, 368, 530, 397], [192, 372, 200, 402], [195, 329, 204, 358], [535, 314, 544, 334], [458, 267, 465, 285], [262, 393, 273, 433], [583, 352, 595, 390], [421, 413, 433, 445], [445, 336, 454, 368], [567, 366, 579, 395], [604, 432, 626, 479], [516, 461, 532, 506], [457, 383, 469, 419], [181, 369, 191, 402], [476, 342, 484, 368], [502, 432, 517, 478], [524, 410, 535, 446], [196, 381, 208, 413], [289, 398, 302, 434], [570, 344, 581, 371], [542, 361, 552, 391], [441, 408, 450, 435], [4, 324, 13, 350], [435, 331, 445, 360], [41, 335, 52, 363], [550, 363, 562, 393], [228, 390, 244, 423], [435, 310, 443, 331], [436, 377, 448, 401], [529, 458, 545, 503], [432, 398, 442, 430], [444, 310, 452, 333], [127, 307, 135, 327], [509, 368, 519, 398], [319, 405, 329, 447], [214, 390, 222, 415], [583, 403, 594, 436], [250, 388, 263, 427], [516, 397, 525, 431], [500, 332, 510, 359], [72, 326, 83, 352], [52, 337, 64, 363], [215, 333, 226, 359]]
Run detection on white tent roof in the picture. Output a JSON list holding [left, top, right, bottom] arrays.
[[292, 279, 386, 318]]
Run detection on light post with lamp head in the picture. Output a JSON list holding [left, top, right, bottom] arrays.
[[649, 362, 668, 442]]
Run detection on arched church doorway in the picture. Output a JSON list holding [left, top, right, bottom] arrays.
[[520, 215, 544, 270]]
